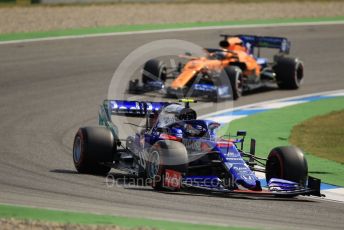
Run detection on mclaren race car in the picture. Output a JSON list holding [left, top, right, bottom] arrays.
[[128, 34, 304, 100], [72, 99, 321, 197]]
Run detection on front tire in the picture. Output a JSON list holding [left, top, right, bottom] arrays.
[[274, 56, 304, 89], [73, 127, 115, 175], [142, 59, 167, 84], [146, 140, 188, 191], [224, 66, 243, 100], [265, 146, 308, 187]]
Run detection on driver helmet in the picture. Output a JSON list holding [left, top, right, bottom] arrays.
[[170, 127, 183, 138]]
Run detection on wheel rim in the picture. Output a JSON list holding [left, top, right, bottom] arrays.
[[295, 63, 304, 85], [236, 74, 243, 96], [73, 136, 81, 163], [148, 150, 160, 178]]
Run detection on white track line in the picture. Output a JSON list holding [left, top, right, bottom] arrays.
[[200, 89, 344, 119], [1, 20, 344, 45]]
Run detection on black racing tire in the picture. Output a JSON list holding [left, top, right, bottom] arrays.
[[274, 56, 304, 89], [266, 146, 308, 187], [146, 140, 188, 191], [142, 59, 167, 84], [73, 127, 115, 175], [224, 66, 243, 100]]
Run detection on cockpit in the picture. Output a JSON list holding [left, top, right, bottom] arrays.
[[167, 120, 220, 140], [155, 104, 197, 128]]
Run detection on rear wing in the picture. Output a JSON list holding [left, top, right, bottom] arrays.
[[220, 34, 291, 54], [101, 100, 170, 118], [98, 100, 170, 139]]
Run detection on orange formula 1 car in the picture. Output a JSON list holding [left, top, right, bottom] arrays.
[[128, 34, 304, 101]]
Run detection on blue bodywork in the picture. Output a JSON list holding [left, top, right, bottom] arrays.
[[237, 34, 291, 54], [99, 100, 321, 196]]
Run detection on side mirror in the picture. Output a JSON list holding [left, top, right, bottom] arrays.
[[237, 130, 246, 150], [185, 52, 192, 56], [237, 130, 247, 137]]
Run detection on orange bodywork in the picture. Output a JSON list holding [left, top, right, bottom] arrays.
[[171, 57, 222, 89], [226, 37, 247, 52], [170, 40, 261, 90]]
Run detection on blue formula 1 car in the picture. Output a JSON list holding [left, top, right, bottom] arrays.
[[72, 99, 321, 197]]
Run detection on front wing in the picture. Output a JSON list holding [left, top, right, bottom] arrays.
[[182, 183, 322, 197], [164, 174, 323, 197]]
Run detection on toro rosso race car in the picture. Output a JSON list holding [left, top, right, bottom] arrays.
[[128, 34, 304, 100], [73, 99, 321, 197]]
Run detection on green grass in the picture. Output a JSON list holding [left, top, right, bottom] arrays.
[[0, 204, 254, 230], [0, 16, 344, 42], [218, 97, 344, 186], [290, 109, 344, 164]]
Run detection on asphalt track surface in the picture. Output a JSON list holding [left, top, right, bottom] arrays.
[[1, 24, 344, 230]]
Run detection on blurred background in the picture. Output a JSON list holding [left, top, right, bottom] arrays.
[[1, 0, 343, 34]]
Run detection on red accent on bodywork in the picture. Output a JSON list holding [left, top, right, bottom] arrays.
[[216, 141, 233, 148], [159, 133, 181, 142], [164, 169, 182, 189]]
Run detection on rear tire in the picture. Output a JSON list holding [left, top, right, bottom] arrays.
[[274, 56, 304, 89], [224, 66, 243, 100], [265, 146, 308, 187], [146, 140, 188, 191], [73, 127, 115, 175], [142, 59, 167, 84]]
